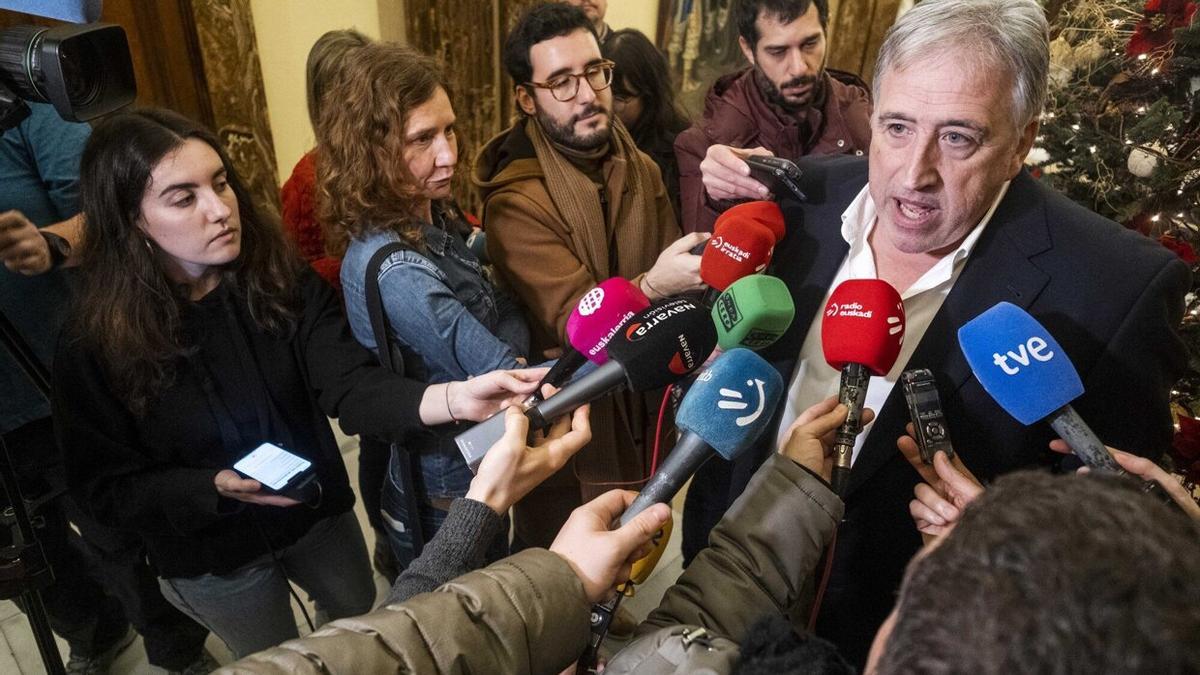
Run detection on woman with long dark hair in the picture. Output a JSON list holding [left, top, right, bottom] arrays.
[[52, 108, 543, 658], [321, 43, 532, 569], [603, 28, 691, 217]]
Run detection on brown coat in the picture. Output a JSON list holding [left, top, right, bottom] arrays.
[[473, 118, 682, 546], [674, 68, 872, 233]]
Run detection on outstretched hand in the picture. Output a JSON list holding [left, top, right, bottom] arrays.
[[898, 424, 983, 544], [466, 387, 591, 515], [447, 367, 547, 422], [700, 145, 774, 202], [641, 232, 710, 300], [549, 490, 672, 603], [1049, 440, 1200, 522], [779, 395, 875, 484]]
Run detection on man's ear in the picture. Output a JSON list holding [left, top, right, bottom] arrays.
[[515, 85, 537, 116], [738, 35, 756, 67], [1011, 119, 1040, 177]]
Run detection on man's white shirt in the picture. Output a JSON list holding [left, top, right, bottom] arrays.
[[773, 181, 1011, 459]]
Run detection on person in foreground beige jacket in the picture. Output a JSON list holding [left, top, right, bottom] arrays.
[[219, 397, 854, 675]]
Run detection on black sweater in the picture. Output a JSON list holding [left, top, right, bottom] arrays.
[[53, 270, 428, 578]]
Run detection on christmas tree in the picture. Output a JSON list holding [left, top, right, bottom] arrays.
[[1030, 0, 1200, 488]]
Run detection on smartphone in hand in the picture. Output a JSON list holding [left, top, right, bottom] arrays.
[[234, 442, 321, 505], [744, 155, 808, 203]]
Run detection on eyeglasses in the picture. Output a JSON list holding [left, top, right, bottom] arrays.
[[526, 60, 616, 102]]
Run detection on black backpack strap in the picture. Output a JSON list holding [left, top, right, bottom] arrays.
[[365, 242, 410, 376], [363, 241, 427, 556]]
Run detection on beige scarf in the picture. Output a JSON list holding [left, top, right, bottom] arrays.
[[525, 116, 663, 282]]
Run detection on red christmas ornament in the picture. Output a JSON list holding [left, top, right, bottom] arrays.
[[1175, 414, 1200, 462], [1127, 0, 1199, 57], [1159, 234, 1198, 264]]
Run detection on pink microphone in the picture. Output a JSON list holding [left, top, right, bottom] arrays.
[[566, 278, 651, 364], [529, 278, 651, 403]]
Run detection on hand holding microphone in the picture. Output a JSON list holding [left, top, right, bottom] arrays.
[[780, 396, 876, 484], [640, 232, 710, 301], [1048, 440, 1200, 521], [431, 368, 547, 424], [578, 348, 783, 670], [821, 279, 906, 495], [465, 397, 592, 516], [549, 490, 672, 604]]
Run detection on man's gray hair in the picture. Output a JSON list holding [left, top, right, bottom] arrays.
[[873, 0, 1049, 128]]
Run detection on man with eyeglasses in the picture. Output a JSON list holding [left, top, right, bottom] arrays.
[[474, 1, 707, 553]]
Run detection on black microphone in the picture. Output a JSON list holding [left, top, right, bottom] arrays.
[[527, 297, 715, 427], [455, 298, 718, 471]]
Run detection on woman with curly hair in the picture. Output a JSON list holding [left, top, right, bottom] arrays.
[[320, 43, 531, 568], [52, 108, 542, 657]]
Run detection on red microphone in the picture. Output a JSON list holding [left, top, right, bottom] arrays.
[[699, 218, 775, 306], [530, 278, 650, 403], [714, 200, 785, 242], [820, 279, 905, 495]]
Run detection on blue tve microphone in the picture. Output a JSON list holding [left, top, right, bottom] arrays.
[[620, 348, 785, 524], [957, 302, 1120, 471]]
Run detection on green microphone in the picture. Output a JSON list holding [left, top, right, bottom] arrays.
[[711, 275, 795, 351]]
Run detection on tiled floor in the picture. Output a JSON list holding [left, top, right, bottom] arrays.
[[0, 422, 688, 673]]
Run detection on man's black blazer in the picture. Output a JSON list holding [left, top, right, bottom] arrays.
[[737, 155, 1190, 664]]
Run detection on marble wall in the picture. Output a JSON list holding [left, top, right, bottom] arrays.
[[190, 0, 281, 215]]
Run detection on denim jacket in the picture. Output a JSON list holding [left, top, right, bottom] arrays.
[[341, 204, 529, 385]]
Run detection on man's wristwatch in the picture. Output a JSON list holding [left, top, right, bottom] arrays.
[[40, 231, 71, 269]]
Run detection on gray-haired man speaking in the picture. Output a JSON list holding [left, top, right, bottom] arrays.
[[697, 0, 1190, 664]]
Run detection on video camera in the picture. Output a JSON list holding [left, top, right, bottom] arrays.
[[0, 1, 135, 131]]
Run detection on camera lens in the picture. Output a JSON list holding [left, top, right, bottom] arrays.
[[57, 37, 102, 107], [0, 23, 136, 124]]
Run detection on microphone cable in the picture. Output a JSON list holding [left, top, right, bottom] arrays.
[[250, 510, 317, 633], [572, 384, 677, 490], [650, 384, 674, 476], [807, 527, 838, 632]]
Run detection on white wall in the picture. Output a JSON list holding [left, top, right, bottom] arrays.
[[249, 0, 383, 184], [606, 0, 659, 37]]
